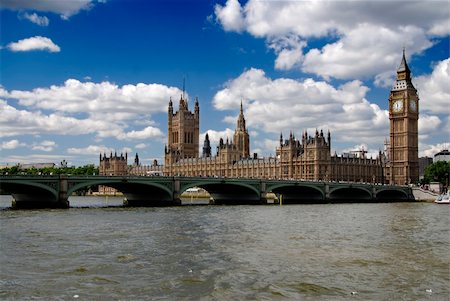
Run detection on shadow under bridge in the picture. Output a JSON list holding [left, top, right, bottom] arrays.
[[181, 179, 263, 205], [69, 177, 176, 206], [269, 183, 325, 204]]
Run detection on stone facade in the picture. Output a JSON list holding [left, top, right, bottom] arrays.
[[387, 50, 419, 185], [163, 95, 384, 183], [98, 152, 128, 194], [100, 51, 418, 186]]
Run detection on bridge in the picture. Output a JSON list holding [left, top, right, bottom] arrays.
[[0, 175, 414, 209]]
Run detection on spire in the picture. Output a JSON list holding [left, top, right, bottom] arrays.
[[203, 133, 211, 158], [397, 48, 410, 73], [182, 76, 186, 100], [236, 100, 246, 131]]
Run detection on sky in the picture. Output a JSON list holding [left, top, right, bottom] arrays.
[[0, 0, 449, 167]]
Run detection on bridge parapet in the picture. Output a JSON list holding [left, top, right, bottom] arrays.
[[0, 175, 414, 208]]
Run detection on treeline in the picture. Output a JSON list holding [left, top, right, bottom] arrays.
[[1, 165, 99, 176], [421, 161, 450, 186]]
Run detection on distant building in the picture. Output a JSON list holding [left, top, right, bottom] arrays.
[[98, 152, 128, 194], [419, 157, 433, 180], [101, 51, 419, 185], [434, 149, 450, 163], [19, 163, 55, 169]]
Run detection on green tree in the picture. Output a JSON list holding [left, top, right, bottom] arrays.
[[423, 161, 450, 187]]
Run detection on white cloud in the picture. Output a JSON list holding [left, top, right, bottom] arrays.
[[0, 99, 163, 141], [0, 139, 25, 150], [117, 126, 164, 140], [22, 12, 49, 26], [32, 140, 57, 152], [212, 68, 390, 151], [214, 0, 245, 32], [5, 79, 182, 116], [415, 58, 450, 114], [7, 36, 60, 52], [301, 24, 433, 80], [215, 0, 449, 80], [419, 142, 450, 157], [418, 115, 442, 140], [0, 79, 183, 141], [2, 0, 96, 19], [269, 35, 307, 71], [200, 129, 235, 153], [2, 154, 74, 165], [68, 145, 132, 156], [135, 143, 147, 149]]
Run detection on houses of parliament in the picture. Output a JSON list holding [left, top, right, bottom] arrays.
[[100, 51, 419, 187]]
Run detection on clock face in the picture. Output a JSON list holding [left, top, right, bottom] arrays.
[[409, 100, 417, 112], [393, 100, 403, 112]]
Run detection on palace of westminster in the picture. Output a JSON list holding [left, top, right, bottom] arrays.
[[100, 51, 419, 190]]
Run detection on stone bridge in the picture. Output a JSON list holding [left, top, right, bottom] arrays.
[[0, 175, 415, 208]]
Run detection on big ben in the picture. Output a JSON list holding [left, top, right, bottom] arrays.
[[388, 50, 419, 185]]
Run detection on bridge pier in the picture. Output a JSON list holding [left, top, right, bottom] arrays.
[[11, 194, 69, 209]]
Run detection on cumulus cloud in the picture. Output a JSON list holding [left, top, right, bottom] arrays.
[[135, 143, 147, 149], [0, 139, 25, 150], [415, 58, 450, 114], [212, 68, 390, 151], [1, 0, 97, 19], [32, 140, 57, 152], [301, 24, 433, 80], [7, 36, 60, 52], [22, 12, 49, 26], [0, 79, 184, 141], [214, 0, 245, 32], [200, 129, 235, 152], [419, 142, 450, 157], [214, 0, 449, 80], [68, 145, 132, 156], [0, 99, 163, 141], [5, 79, 182, 116]]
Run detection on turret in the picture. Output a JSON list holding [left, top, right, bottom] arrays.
[[168, 97, 173, 114], [203, 133, 211, 158], [195, 97, 199, 117]]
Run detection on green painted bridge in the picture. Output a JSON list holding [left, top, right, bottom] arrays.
[[0, 175, 414, 208]]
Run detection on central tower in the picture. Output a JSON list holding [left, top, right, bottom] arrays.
[[388, 50, 419, 185], [233, 101, 250, 159], [165, 95, 200, 166]]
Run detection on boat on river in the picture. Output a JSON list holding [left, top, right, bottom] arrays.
[[434, 191, 450, 204]]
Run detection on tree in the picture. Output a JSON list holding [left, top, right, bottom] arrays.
[[423, 161, 450, 187]]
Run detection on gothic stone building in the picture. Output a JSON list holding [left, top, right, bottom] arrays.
[[102, 51, 419, 185], [163, 95, 383, 183], [98, 152, 128, 194]]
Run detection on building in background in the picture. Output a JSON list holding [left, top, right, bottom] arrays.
[[387, 50, 419, 185], [98, 152, 128, 194], [433, 149, 450, 162], [100, 51, 419, 186], [419, 157, 433, 180]]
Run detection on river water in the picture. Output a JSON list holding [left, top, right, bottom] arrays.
[[0, 196, 449, 300]]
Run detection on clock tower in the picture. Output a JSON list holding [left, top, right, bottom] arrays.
[[388, 50, 419, 185]]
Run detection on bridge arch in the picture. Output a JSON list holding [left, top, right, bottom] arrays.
[[68, 178, 174, 206], [268, 183, 325, 204], [0, 180, 60, 208], [375, 188, 409, 201], [180, 179, 261, 205], [329, 186, 372, 202]]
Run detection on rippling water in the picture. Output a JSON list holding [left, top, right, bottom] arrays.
[[0, 196, 449, 300]]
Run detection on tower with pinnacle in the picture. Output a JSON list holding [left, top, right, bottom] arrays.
[[388, 50, 419, 185], [165, 92, 200, 170], [233, 101, 250, 159]]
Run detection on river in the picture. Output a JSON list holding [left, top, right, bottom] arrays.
[[0, 196, 449, 300]]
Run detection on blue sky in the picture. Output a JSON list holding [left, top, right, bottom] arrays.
[[1, 0, 449, 166]]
